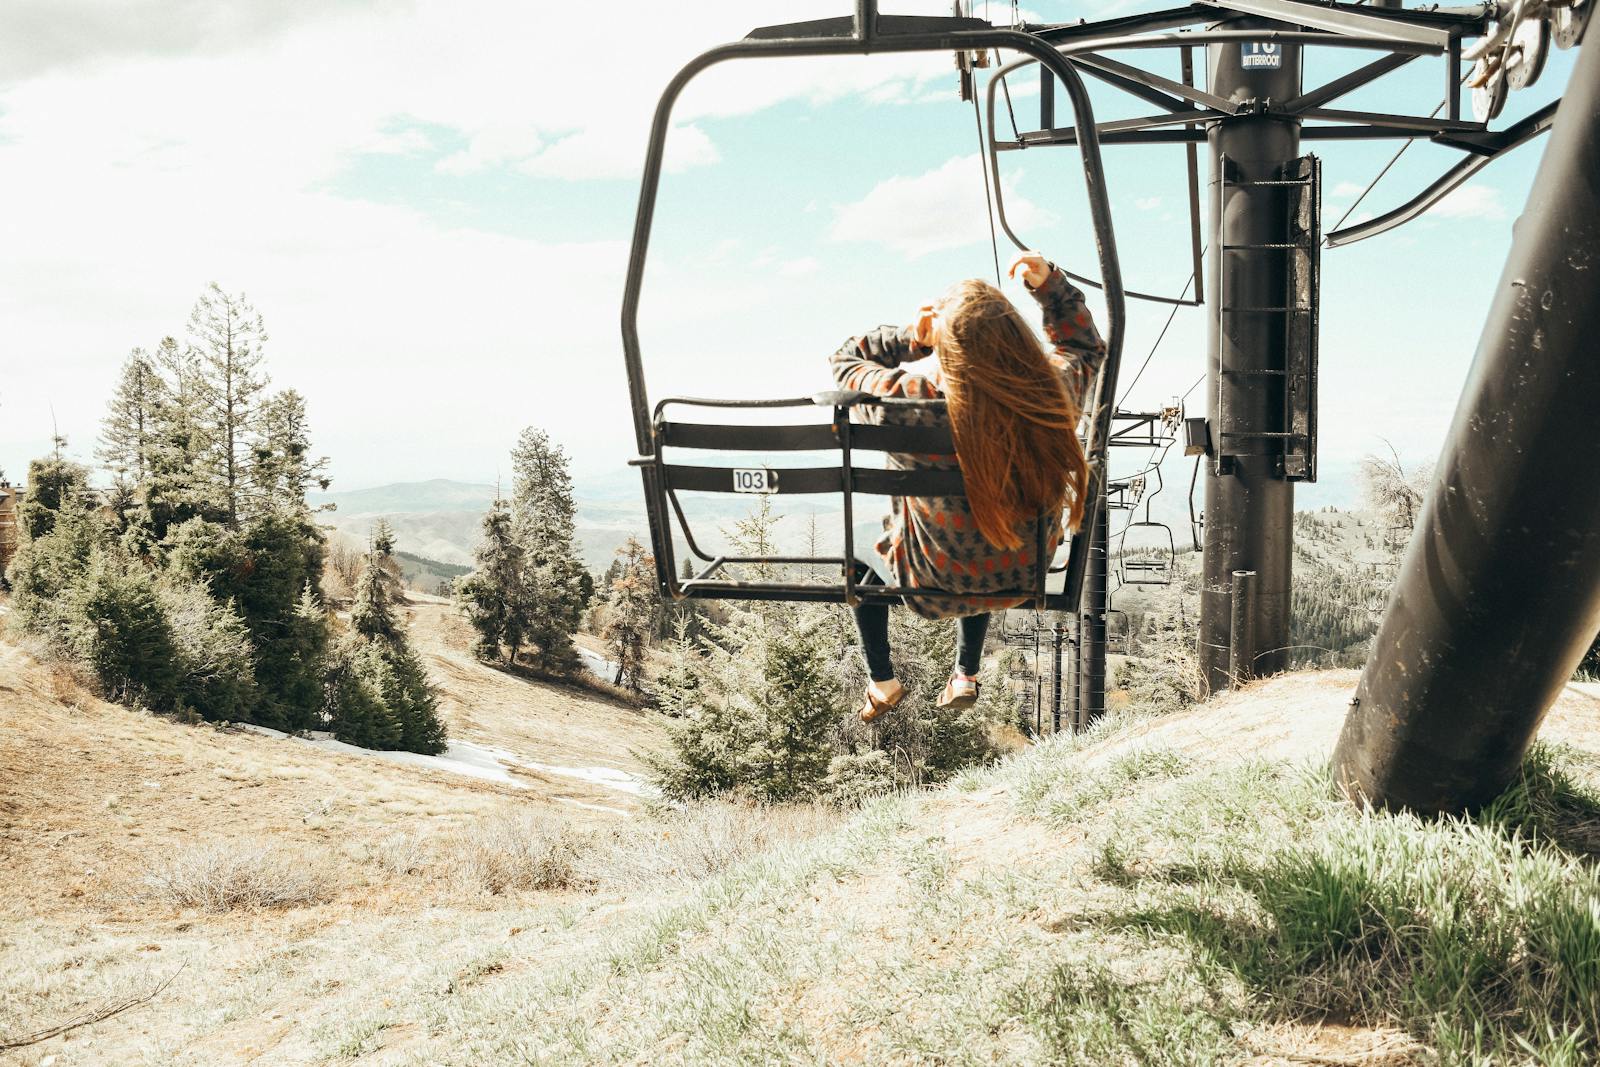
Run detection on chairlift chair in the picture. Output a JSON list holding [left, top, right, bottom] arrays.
[[621, 1, 1126, 611], [1118, 512, 1178, 587], [1105, 606, 1132, 655]]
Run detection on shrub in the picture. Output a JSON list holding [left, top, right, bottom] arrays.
[[444, 813, 589, 894], [824, 751, 898, 807], [367, 831, 432, 877], [157, 576, 257, 720], [144, 841, 335, 911], [67, 551, 180, 707]]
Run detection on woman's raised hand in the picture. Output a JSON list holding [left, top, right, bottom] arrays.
[[910, 304, 940, 349], [1007, 251, 1051, 289]]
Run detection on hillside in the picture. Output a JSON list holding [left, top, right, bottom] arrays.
[[0, 593, 664, 915], [6, 646, 1600, 1062], [311, 478, 649, 570]]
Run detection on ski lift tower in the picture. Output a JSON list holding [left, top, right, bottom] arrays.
[[984, 0, 1569, 695]]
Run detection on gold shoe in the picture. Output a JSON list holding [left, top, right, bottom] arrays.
[[859, 682, 904, 723], [937, 675, 980, 710]]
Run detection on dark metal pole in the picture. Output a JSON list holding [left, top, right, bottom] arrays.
[[1228, 569, 1258, 682], [1333, 37, 1600, 815], [1051, 622, 1064, 733], [1078, 490, 1110, 727], [1199, 24, 1303, 692]]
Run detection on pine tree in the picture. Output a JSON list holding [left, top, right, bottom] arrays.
[[188, 284, 270, 527], [746, 616, 839, 801], [166, 511, 327, 729], [18, 447, 91, 541], [249, 389, 330, 514], [326, 638, 403, 750], [351, 547, 399, 644], [99, 350, 168, 485], [601, 537, 657, 692], [509, 428, 585, 673], [456, 499, 527, 663], [332, 542, 446, 754], [139, 336, 224, 541]]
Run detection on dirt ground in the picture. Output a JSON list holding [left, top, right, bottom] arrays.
[[0, 597, 666, 927]]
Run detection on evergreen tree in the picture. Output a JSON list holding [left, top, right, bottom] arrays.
[[99, 350, 168, 485], [456, 499, 527, 663], [601, 537, 657, 692], [18, 446, 91, 541], [745, 617, 839, 801], [166, 511, 327, 730], [330, 544, 446, 754], [509, 428, 585, 673], [68, 549, 179, 708], [249, 389, 330, 513], [157, 574, 258, 720], [351, 545, 399, 643], [325, 638, 403, 750], [188, 284, 269, 527], [135, 336, 225, 543], [6, 497, 102, 652]]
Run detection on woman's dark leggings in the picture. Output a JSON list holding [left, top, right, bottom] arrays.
[[851, 562, 990, 683]]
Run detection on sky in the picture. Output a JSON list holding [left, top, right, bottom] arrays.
[[0, 0, 1574, 507]]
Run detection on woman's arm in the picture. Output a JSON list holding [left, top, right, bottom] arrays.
[[829, 325, 936, 396], [1009, 251, 1108, 406]]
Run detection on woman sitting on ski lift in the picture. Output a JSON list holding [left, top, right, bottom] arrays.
[[830, 250, 1106, 722]]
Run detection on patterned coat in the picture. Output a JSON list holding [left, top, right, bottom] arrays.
[[828, 266, 1108, 620]]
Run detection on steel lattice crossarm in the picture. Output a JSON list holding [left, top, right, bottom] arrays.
[[984, 0, 1572, 262]]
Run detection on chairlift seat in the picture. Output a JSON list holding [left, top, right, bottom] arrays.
[[644, 391, 1075, 608]]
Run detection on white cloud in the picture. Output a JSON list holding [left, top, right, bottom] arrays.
[[436, 125, 544, 176], [1430, 183, 1507, 221], [517, 122, 719, 181], [1135, 196, 1162, 211], [827, 154, 1055, 258], [779, 256, 821, 276], [1331, 180, 1367, 199]]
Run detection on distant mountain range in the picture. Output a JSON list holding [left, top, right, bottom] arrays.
[[310, 474, 855, 574], [310, 478, 650, 571]]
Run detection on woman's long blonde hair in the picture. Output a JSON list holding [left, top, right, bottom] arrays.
[[938, 278, 1088, 551]]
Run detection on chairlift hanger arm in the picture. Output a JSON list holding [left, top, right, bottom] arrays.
[[1326, 98, 1557, 247]]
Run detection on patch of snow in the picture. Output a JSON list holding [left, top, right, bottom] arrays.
[[577, 646, 619, 680], [236, 723, 524, 788], [232, 722, 651, 798], [521, 761, 649, 796]]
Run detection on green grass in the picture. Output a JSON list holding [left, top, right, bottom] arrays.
[[354, 735, 1600, 1065]]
